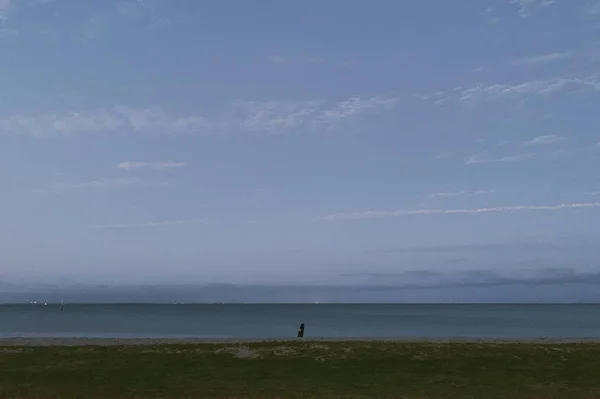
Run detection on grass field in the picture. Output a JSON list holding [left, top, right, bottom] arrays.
[[1, 340, 600, 398]]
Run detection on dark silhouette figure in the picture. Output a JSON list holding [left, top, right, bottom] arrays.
[[297, 323, 305, 338]]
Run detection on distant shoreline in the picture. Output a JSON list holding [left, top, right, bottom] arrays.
[[2, 337, 600, 346], [3, 303, 600, 307]]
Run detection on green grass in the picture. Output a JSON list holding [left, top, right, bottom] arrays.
[[1, 341, 600, 398]]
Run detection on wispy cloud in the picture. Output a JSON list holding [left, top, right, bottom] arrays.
[[268, 55, 286, 64], [465, 137, 594, 165], [34, 177, 148, 194], [113, 0, 172, 31], [268, 55, 337, 66], [70, 177, 143, 190], [583, 2, 600, 15], [340, 268, 600, 289], [420, 72, 600, 108], [524, 135, 565, 145], [427, 191, 468, 199], [320, 96, 397, 125], [465, 152, 536, 165], [368, 241, 562, 254], [427, 190, 495, 199], [233, 97, 396, 134], [339, 60, 358, 68], [0, 26, 18, 38], [512, 51, 571, 66], [320, 202, 600, 221], [86, 219, 201, 230], [511, 0, 557, 18], [29, 0, 56, 5], [117, 161, 186, 171], [0, 96, 397, 137], [0, 0, 11, 20], [459, 73, 600, 106]]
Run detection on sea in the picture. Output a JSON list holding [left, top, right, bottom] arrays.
[[1, 304, 600, 339]]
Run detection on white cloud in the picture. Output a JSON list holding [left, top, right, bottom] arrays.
[[464, 149, 582, 165], [114, 106, 207, 132], [465, 152, 536, 165], [34, 177, 147, 194], [0, 96, 397, 137], [465, 139, 595, 165], [0, 110, 129, 136], [268, 55, 331, 66], [427, 190, 495, 199], [70, 177, 143, 189], [229, 100, 323, 133], [320, 202, 600, 221], [0, 27, 18, 37], [474, 189, 496, 195], [0, 0, 11, 20], [115, 0, 171, 29], [428, 191, 467, 199], [339, 60, 358, 68], [455, 72, 600, 107], [117, 161, 186, 171], [304, 57, 322, 64], [86, 219, 200, 230], [511, 0, 557, 18], [524, 135, 565, 145], [512, 51, 571, 66], [268, 55, 286, 64], [320, 96, 397, 124], [583, 2, 600, 15]]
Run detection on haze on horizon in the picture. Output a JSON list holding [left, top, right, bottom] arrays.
[[2, 0, 600, 301]]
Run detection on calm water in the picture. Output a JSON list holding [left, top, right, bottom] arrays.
[[1, 304, 599, 339]]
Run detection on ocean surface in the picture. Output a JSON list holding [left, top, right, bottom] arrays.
[[1, 304, 599, 339]]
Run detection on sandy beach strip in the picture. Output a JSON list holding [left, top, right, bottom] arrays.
[[2, 337, 600, 346]]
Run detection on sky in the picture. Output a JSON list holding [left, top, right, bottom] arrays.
[[2, 0, 600, 296]]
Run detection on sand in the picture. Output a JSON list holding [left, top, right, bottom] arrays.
[[1, 337, 600, 346]]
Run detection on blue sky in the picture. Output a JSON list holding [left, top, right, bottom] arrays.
[[1, 0, 600, 290]]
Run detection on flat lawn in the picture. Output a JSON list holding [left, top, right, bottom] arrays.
[[1, 341, 600, 398]]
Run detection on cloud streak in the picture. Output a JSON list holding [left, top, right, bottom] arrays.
[[33, 177, 154, 194], [268, 55, 286, 64], [0, 0, 11, 19], [427, 190, 495, 199], [70, 177, 143, 190], [268, 55, 339, 66], [512, 52, 571, 66], [511, 0, 557, 18], [460, 73, 600, 106], [464, 140, 595, 165], [421, 72, 600, 108], [524, 135, 565, 145], [368, 241, 562, 254], [117, 161, 186, 171], [0, 27, 18, 37], [465, 152, 537, 164], [340, 268, 600, 289], [320, 202, 600, 221], [0, 96, 397, 137], [583, 2, 600, 15], [86, 219, 201, 230]]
